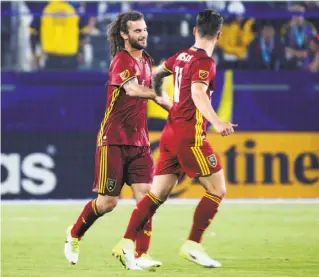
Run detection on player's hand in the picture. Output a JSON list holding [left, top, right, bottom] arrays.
[[125, 90, 138, 97], [214, 121, 238, 136], [154, 96, 170, 105], [154, 93, 172, 111]]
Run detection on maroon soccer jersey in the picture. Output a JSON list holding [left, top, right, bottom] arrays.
[[163, 47, 216, 145], [154, 47, 222, 178], [97, 50, 153, 146]]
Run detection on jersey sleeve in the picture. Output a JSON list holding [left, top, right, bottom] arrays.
[[109, 54, 137, 87], [190, 58, 215, 86], [162, 53, 177, 74]]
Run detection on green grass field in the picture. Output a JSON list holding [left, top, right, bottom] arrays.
[[2, 202, 319, 277]]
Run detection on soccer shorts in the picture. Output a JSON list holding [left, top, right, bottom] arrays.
[[92, 145, 154, 196], [155, 127, 222, 178]]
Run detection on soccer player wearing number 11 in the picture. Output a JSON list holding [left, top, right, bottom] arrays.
[[112, 10, 238, 269]]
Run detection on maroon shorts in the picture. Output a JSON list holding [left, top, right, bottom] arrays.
[[92, 145, 154, 196], [155, 125, 222, 178]]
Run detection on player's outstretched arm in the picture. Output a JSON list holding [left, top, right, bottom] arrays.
[[191, 82, 237, 136], [124, 78, 157, 99], [152, 66, 173, 111], [152, 66, 171, 95]]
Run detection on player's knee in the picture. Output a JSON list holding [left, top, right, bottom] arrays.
[[132, 183, 151, 202], [135, 192, 147, 202], [96, 195, 118, 215], [217, 185, 226, 198], [135, 190, 149, 202], [149, 188, 169, 203], [206, 184, 226, 198]]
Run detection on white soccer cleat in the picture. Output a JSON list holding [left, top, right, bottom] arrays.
[[64, 226, 80, 265], [135, 253, 162, 271], [180, 240, 221, 268], [112, 239, 142, 270]]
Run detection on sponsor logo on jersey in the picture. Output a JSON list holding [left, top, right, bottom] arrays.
[[199, 70, 209, 79], [120, 69, 130, 80]]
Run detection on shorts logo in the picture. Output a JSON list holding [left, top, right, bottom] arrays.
[[106, 178, 117, 192], [120, 69, 130, 80], [199, 70, 209, 79], [207, 154, 217, 167]]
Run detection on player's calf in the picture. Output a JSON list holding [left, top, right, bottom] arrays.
[[124, 192, 163, 242]]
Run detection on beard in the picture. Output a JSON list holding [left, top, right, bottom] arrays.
[[128, 36, 147, 50]]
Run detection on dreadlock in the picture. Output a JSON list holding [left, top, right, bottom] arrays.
[[107, 11, 144, 58]]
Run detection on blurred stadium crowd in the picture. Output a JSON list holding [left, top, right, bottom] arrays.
[[1, 1, 319, 72]]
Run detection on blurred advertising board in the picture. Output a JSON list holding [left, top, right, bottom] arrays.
[[2, 131, 316, 199], [121, 132, 319, 199]]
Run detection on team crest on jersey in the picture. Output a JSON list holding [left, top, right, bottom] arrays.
[[106, 178, 117, 192], [207, 154, 217, 167], [199, 70, 209, 79], [120, 69, 130, 80]]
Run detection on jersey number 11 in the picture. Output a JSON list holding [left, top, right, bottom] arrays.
[[174, 66, 183, 103]]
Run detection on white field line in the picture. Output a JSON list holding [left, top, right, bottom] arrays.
[[1, 198, 319, 205]]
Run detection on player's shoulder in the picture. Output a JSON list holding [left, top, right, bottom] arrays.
[[190, 53, 215, 68], [111, 51, 135, 70], [186, 48, 215, 63], [170, 48, 213, 61], [166, 49, 186, 61], [174, 48, 199, 57], [113, 50, 132, 62]]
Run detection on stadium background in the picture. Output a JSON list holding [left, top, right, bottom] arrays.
[[1, 1, 319, 200], [1, 2, 319, 277]]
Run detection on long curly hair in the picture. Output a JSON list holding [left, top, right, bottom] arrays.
[[107, 11, 144, 58]]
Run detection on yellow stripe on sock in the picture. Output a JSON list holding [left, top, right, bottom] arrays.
[[147, 193, 160, 205], [144, 230, 152, 236], [92, 199, 99, 216], [204, 194, 221, 205], [205, 192, 221, 202], [148, 193, 160, 205], [205, 193, 221, 203], [149, 192, 162, 204], [204, 195, 220, 205]]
